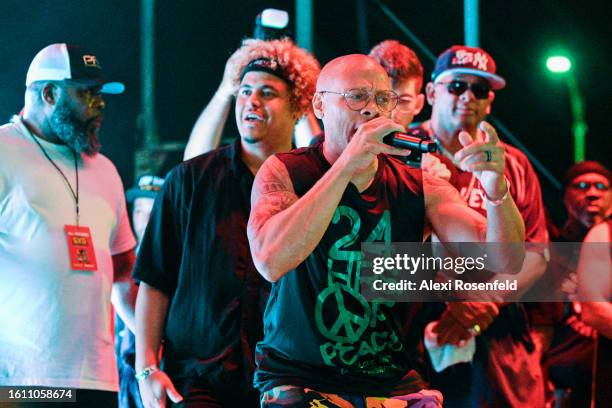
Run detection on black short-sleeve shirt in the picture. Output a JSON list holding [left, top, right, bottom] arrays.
[[133, 140, 268, 389]]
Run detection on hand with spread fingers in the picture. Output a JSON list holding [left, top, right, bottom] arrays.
[[453, 121, 508, 202]]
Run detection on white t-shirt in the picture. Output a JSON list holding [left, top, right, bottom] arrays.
[[0, 117, 136, 391]]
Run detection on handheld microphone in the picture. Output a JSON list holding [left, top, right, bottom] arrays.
[[383, 132, 438, 153]]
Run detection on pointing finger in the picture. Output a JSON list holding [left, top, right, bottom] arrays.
[[458, 130, 473, 148], [479, 121, 499, 145]]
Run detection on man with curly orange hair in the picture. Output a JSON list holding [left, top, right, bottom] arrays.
[[184, 38, 321, 159], [133, 39, 320, 407]]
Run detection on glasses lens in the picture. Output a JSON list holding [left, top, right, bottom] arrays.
[[447, 81, 490, 99], [376, 91, 398, 112], [574, 181, 610, 191], [470, 82, 491, 99], [448, 81, 468, 96], [345, 89, 370, 110]]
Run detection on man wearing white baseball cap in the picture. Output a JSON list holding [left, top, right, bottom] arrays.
[[26, 42, 125, 94], [0, 43, 136, 407]]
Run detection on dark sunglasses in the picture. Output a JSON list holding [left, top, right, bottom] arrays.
[[570, 181, 610, 191], [437, 80, 492, 99]]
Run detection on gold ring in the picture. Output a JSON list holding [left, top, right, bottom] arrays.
[[468, 324, 481, 336]]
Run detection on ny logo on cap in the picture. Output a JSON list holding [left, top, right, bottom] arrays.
[[452, 50, 489, 71], [83, 55, 101, 68]]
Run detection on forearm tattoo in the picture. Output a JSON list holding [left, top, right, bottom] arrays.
[[250, 157, 298, 230]]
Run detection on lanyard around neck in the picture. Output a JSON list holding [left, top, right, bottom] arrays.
[[23, 122, 80, 225]]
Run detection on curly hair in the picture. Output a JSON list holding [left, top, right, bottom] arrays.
[[369, 40, 424, 90], [227, 38, 320, 117]]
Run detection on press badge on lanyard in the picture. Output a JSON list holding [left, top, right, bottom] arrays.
[[64, 225, 98, 271]]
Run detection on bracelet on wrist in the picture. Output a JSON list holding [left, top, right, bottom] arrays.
[[135, 365, 159, 382], [480, 176, 511, 207]]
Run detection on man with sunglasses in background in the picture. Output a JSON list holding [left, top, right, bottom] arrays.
[[0, 43, 137, 407], [540, 161, 611, 406], [415, 46, 549, 407], [556, 161, 612, 241], [248, 53, 526, 407]]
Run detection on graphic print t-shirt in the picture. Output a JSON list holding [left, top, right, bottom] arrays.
[[254, 144, 428, 396]]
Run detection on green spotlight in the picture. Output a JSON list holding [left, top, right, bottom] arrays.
[[546, 56, 572, 73]]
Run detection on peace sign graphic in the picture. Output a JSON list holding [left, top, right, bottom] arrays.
[[315, 283, 372, 343]]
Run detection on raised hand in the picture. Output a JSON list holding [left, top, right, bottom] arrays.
[[218, 47, 244, 99], [453, 121, 507, 201]]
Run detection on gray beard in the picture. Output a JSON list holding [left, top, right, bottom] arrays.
[[49, 102, 101, 156]]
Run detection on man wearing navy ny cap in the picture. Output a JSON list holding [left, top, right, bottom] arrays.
[[0, 43, 136, 407], [417, 45, 549, 407]]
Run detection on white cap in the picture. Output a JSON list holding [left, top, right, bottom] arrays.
[[26, 43, 124, 94]]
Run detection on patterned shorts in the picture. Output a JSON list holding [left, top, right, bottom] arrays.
[[261, 385, 443, 408]]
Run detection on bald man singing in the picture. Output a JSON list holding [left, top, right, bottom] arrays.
[[247, 54, 525, 407]]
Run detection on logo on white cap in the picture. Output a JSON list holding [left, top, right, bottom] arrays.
[[82, 55, 100, 68]]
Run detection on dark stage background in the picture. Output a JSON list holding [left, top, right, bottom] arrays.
[[1, 0, 610, 226]]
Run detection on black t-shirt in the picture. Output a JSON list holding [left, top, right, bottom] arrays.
[[133, 140, 268, 391], [254, 144, 428, 396]]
